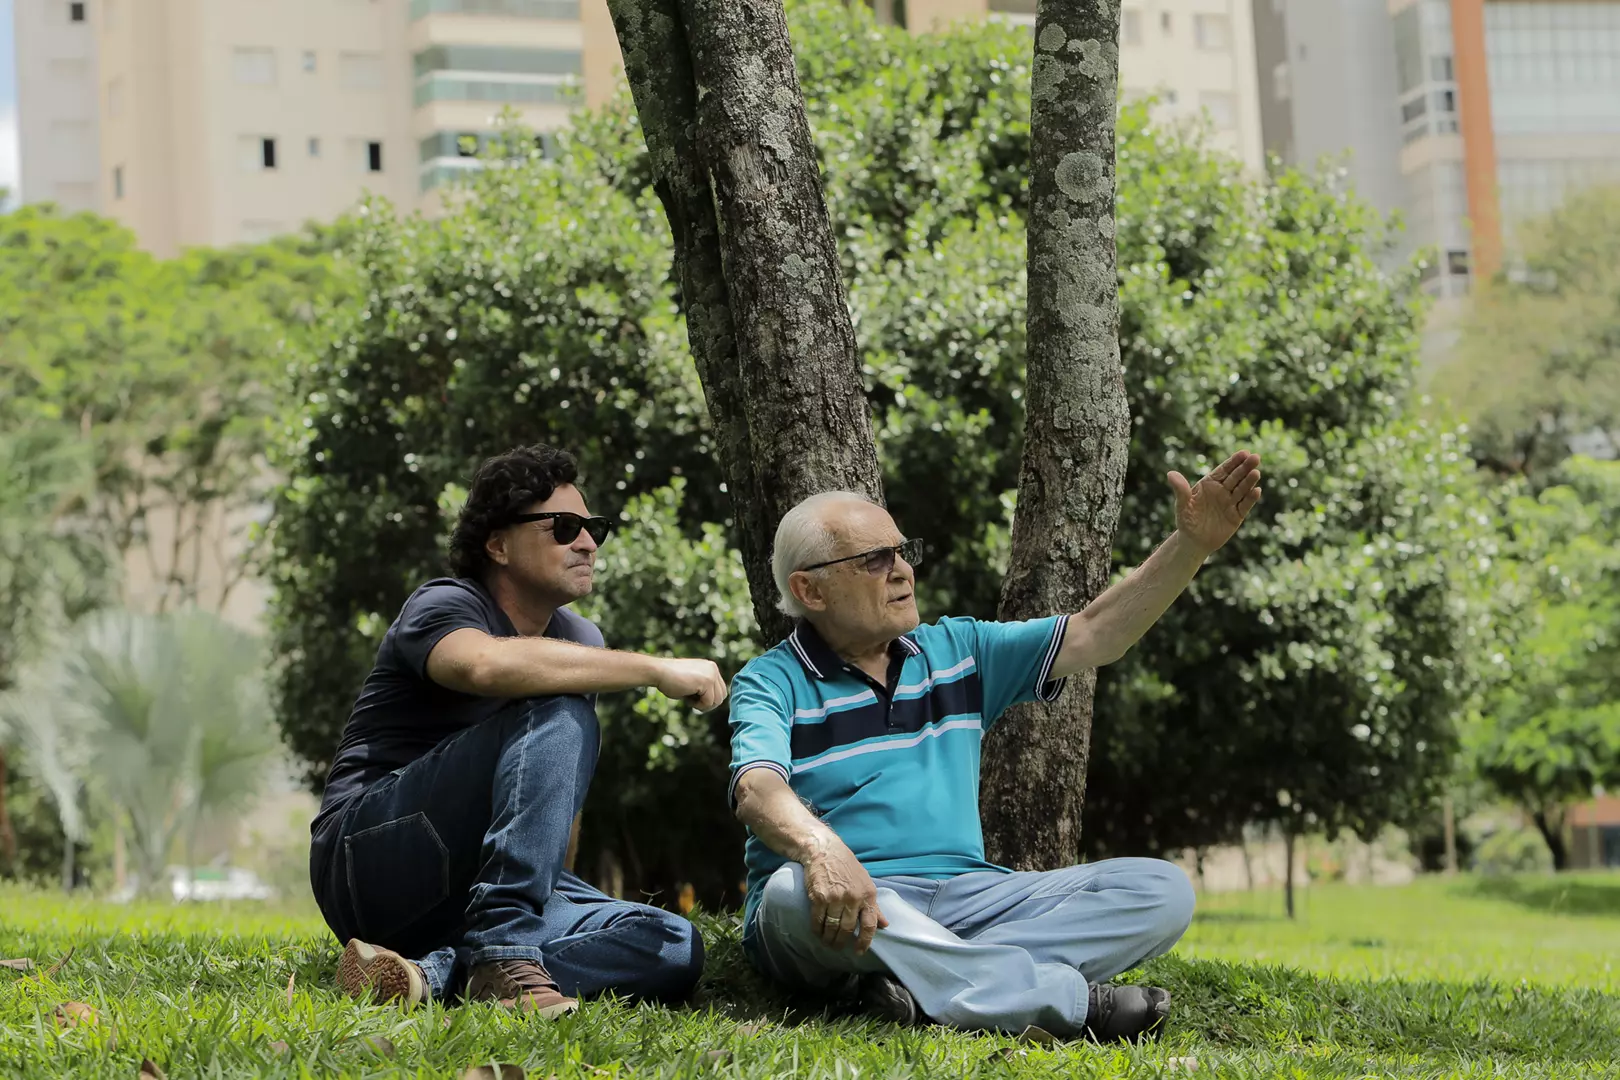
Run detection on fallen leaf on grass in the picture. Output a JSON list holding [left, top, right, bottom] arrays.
[[991, 1047, 1029, 1061], [1, 958, 34, 971], [363, 1036, 396, 1058], [138, 1059, 167, 1079], [1167, 1057, 1199, 1072], [703, 1049, 732, 1065], [461, 1066, 526, 1080], [44, 948, 75, 979], [1017, 1025, 1055, 1046], [734, 1023, 764, 1037], [285, 972, 296, 1007], [53, 1001, 98, 1028]]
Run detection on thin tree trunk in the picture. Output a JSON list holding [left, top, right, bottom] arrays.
[[608, 0, 884, 642], [0, 747, 15, 869], [1283, 828, 1296, 919], [1442, 791, 1458, 874], [1532, 806, 1569, 871], [980, 0, 1130, 871], [61, 835, 75, 893]]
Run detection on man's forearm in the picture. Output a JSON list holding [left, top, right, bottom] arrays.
[[734, 768, 847, 865], [1054, 529, 1210, 675], [445, 633, 664, 698]]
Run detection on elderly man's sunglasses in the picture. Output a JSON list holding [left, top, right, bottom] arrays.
[[800, 537, 924, 576], [509, 511, 613, 545]]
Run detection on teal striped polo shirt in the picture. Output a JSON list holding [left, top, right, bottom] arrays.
[[728, 614, 1070, 942]]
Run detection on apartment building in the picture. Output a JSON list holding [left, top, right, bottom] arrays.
[[1256, 0, 1620, 301], [13, 0, 619, 254], [15, 0, 1264, 251], [13, 0, 99, 211]]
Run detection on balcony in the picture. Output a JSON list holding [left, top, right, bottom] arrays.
[[411, 0, 580, 20]]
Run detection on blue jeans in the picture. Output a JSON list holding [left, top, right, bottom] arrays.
[[309, 695, 703, 1002], [751, 859, 1194, 1036]]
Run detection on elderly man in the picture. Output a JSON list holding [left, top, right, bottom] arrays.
[[727, 451, 1262, 1041]]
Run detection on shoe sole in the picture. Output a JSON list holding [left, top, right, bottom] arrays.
[[336, 939, 426, 1006]]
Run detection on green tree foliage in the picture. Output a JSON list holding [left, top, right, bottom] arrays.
[[1434, 186, 1620, 483], [270, 3, 1505, 900], [0, 204, 349, 614], [1468, 457, 1620, 869]]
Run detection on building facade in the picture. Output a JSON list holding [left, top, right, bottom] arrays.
[[1254, 0, 1620, 303], [13, 0, 100, 212], [15, 0, 1265, 251], [12, 0, 620, 253]]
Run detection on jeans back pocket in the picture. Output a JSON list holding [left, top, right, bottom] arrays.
[[343, 812, 451, 943]]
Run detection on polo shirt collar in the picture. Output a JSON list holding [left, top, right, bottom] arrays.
[[789, 619, 920, 681]]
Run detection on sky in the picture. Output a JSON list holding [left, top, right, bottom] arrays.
[[0, 0, 16, 208]]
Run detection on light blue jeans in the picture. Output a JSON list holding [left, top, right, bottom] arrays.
[[751, 859, 1195, 1037]]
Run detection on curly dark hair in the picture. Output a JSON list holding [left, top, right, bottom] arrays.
[[448, 444, 580, 580]]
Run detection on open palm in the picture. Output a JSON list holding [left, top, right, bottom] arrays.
[[1169, 450, 1262, 553]]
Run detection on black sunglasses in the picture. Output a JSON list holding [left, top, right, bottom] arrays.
[[509, 511, 613, 546], [800, 537, 924, 576]]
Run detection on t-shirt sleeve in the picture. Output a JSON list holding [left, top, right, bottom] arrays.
[[393, 584, 497, 682], [727, 666, 793, 809], [973, 614, 1071, 725]]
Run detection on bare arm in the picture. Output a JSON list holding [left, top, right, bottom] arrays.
[[734, 768, 888, 953], [1054, 450, 1262, 676], [426, 627, 728, 710]]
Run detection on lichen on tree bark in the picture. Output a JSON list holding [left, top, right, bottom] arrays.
[[979, 0, 1132, 871]]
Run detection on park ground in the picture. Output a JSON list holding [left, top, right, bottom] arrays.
[[2, 875, 1619, 1079]]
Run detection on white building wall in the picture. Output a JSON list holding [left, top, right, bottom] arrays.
[[14, 0, 101, 212]]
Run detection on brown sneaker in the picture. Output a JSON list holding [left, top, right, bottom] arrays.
[[466, 958, 578, 1018], [335, 939, 428, 1007]]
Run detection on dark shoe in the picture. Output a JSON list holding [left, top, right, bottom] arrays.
[[335, 939, 428, 1007], [1083, 983, 1170, 1042], [858, 972, 920, 1026], [466, 958, 579, 1018]]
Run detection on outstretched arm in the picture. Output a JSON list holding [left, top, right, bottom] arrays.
[[1051, 450, 1262, 677]]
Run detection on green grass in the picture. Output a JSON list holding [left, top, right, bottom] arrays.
[[3, 875, 1620, 1078]]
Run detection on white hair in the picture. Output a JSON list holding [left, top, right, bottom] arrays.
[[771, 491, 878, 618]]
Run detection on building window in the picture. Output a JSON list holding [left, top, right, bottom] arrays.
[[309, 137, 322, 157], [1194, 13, 1230, 51], [1160, 11, 1171, 33], [1201, 91, 1237, 129], [302, 50, 317, 73], [1446, 249, 1470, 278], [410, 0, 580, 17], [69, 2, 85, 23], [368, 141, 384, 173], [112, 165, 123, 199], [412, 44, 582, 78], [340, 52, 386, 90], [241, 136, 279, 171], [233, 47, 277, 86], [1121, 9, 1143, 46], [262, 138, 278, 169]]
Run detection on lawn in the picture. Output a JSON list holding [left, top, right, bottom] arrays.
[[3, 874, 1619, 1078]]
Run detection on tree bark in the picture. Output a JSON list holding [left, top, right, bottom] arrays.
[[979, 0, 1130, 871], [1283, 828, 1296, 919], [1532, 806, 1569, 871], [607, 0, 884, 641]]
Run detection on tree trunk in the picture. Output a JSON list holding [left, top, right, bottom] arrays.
[[1442, 790, 1458, 874], [607, 0, 884, 641], [0, 747, 15, 869], [1532, 806, 1569, 871], [979, 0, 1130, 871], [1283, 828, 1296, 919]]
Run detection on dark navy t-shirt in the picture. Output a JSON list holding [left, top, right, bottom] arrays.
[[312, 576, 604, 833]]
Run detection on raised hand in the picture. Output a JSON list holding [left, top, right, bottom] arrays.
[[1167, 450, 1262, 555]]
